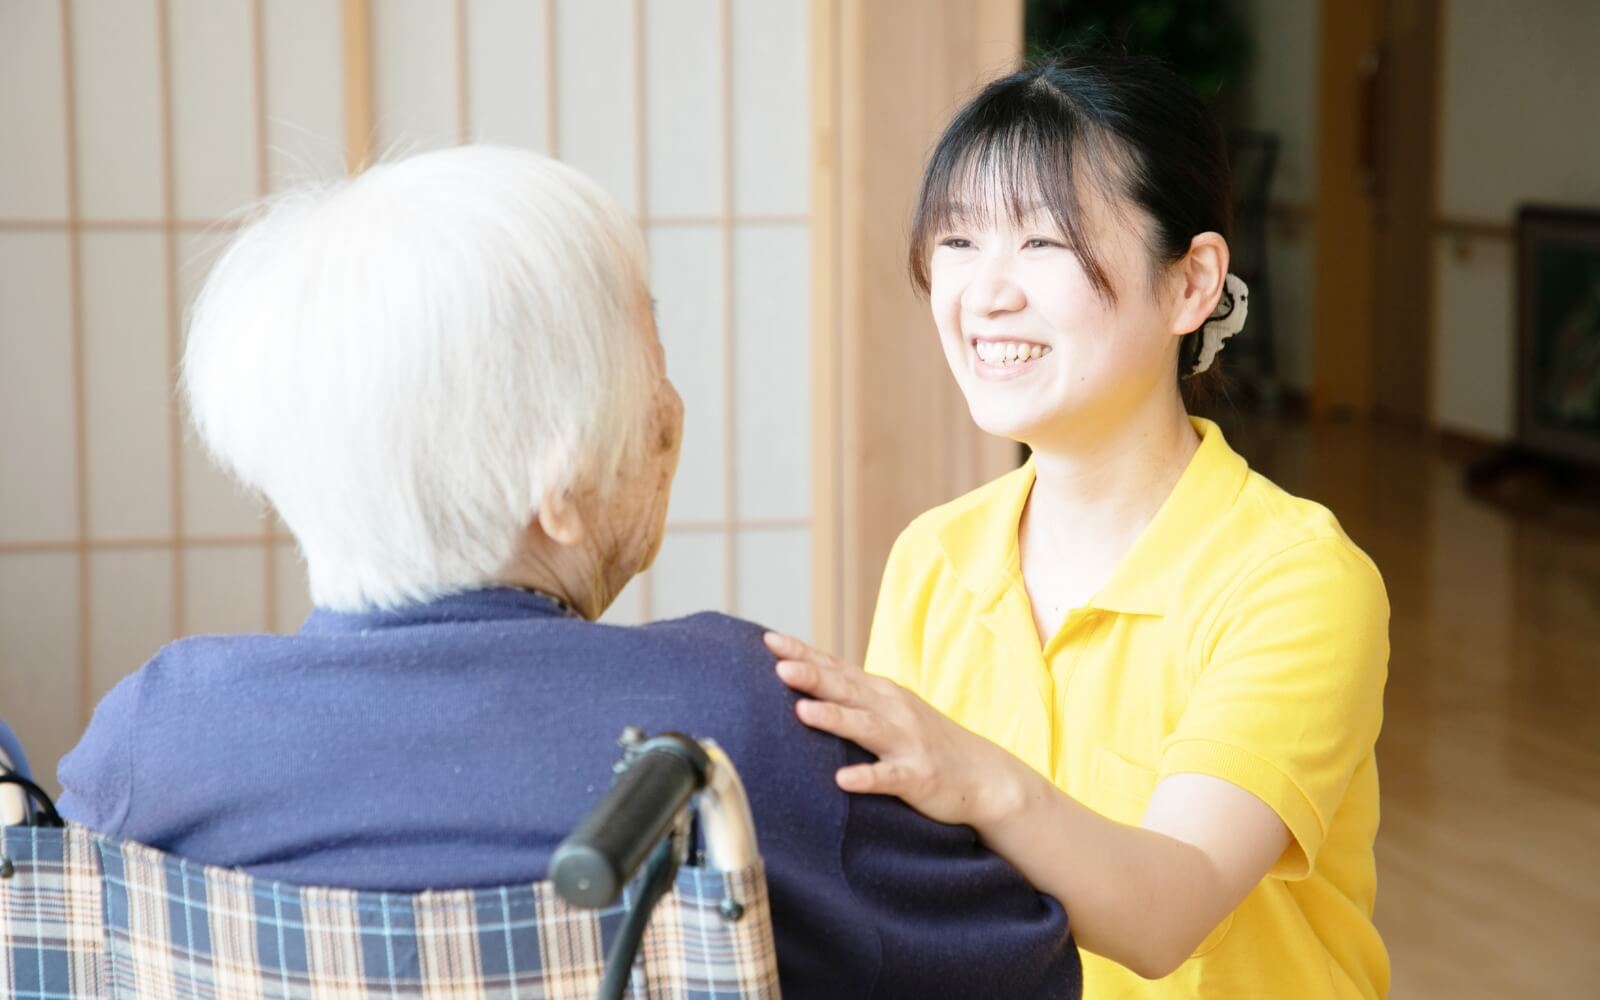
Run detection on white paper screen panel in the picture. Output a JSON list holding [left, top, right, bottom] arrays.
[[0, 233, 77, 544], [371, 0, 461, 151], [263, 0, 346, 191], [70, 0, 165, 220], [169, 0, 257, 219], [466, 0, 550, 152], [0, 1, 71, 218]]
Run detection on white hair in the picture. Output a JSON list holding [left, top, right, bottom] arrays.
[[183, 145, 656, 611]]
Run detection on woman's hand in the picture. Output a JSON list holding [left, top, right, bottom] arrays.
[[763, 632, 1027, 828], [764, 632, 1293, 978]]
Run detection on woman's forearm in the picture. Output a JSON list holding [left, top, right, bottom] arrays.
[[976, 765, 1230, 980], [763, 632, 1270, 978]]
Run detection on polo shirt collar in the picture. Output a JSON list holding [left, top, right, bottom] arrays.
[[934, 463, 1033, 612], [936, 417, 1250, 617]]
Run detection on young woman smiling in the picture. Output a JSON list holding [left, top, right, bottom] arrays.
[[769, 54, 1390, 999]]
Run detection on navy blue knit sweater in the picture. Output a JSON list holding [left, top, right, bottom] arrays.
[[59, 588, 1079, 998]]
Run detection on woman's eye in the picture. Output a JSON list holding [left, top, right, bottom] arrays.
[[1024, 238, 1059, 250], [938, 237, 974, 250]]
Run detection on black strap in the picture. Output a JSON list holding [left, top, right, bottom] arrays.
[[0, 773, 65, 828]]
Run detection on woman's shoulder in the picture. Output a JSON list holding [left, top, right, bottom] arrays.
[[1231, 469, 1383, 577], [1193, 468, 1388, 624], [904, 462, 1032, 537], [883, 462, 1034, 577]]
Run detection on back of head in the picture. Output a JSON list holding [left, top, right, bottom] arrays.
[[183, 145, 656, 611]]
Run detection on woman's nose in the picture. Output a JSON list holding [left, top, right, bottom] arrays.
[[961, 254, 1026, 316]]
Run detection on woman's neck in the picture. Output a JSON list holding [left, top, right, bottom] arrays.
[[1017, 394, 1199, 638], [1027, 401, 1199, 531]]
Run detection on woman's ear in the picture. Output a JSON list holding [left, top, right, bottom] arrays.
[[1170, 232, 1230, 337]]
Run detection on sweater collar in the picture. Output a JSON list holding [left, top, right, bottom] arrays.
[[297, 587, 577, 635]]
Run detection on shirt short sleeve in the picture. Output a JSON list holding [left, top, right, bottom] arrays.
[[1160, 538, 1389, 880]]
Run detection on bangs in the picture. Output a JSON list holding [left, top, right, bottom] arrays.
[[908, 77, 1127, 302]]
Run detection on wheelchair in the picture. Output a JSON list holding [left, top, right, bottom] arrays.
[[0, 721, 779, 999]]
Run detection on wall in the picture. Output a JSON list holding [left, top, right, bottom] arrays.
[[1433, 0, 1600, 440], [0, 0, 813, 791], [1231, 0, 1321, 396], [1231, 0, 1600, 434]]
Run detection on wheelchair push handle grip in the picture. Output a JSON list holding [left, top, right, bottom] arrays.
[[551, 733, 711, 908]]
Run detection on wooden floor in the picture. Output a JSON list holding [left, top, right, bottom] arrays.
[[1221, 411, 1600, 998]]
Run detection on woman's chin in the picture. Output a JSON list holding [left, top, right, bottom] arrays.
[[965, 402, 1055, 445]]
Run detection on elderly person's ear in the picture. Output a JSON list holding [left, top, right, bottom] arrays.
[[535, 486, 585, 547], [534, 449, 585, 547]]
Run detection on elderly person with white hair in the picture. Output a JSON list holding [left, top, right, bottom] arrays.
[[55, 146, 1080, 998]]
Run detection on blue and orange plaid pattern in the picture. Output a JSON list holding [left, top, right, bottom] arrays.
[[0, 824, 780, 999]]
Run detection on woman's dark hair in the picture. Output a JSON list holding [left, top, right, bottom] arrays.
[[908, 51, 1233, 398]]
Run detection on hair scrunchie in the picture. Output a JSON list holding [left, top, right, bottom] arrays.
[[1188, 273, 1249, 377]]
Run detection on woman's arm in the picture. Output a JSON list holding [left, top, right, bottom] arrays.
[[767, 633, 1288, 980], [986, 765, 1288, 978]]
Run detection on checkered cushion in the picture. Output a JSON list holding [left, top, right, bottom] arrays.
[[0, 825, 779, 999]]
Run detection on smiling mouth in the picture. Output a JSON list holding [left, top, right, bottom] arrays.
[[970, 339, 1051, 379], [973, 340, 1051, 365]]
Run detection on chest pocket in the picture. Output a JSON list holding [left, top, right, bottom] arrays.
[[1089, 744, 1235, 959], [1089, 744, 1158, 825]]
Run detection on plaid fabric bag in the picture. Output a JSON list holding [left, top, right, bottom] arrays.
[[0, 824, 780, 999]]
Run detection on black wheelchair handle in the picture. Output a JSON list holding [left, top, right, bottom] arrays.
[[550, 733, 711, 909], [0, 773, 64, 828]]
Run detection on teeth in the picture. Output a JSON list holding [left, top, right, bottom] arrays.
[[974, 341, 1051, 365]]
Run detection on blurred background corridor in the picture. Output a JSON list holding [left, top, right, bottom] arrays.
[[1, 1, 1597, 995]]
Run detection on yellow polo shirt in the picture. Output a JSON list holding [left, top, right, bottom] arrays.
[[864, 418, 1389, 999]]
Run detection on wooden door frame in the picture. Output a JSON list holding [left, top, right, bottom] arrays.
[[1313, 0, 1447, 425], [1312, 0, 1383, 417]]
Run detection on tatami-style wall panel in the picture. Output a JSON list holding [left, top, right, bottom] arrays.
[[0, 4, 70, 219], [0, 233, 77, 546], [731, 0, 808, 217], [79, 231, 172, 542], [644, 0, 721, 218], [649, 225, 727, 526], [0, 554, 79, 802], [261, 0, 345, 191], [370, 0, 458, 150], [464, 0, 549, 152], [169, 0, 258, 220], [69, 0, 166, 221]]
